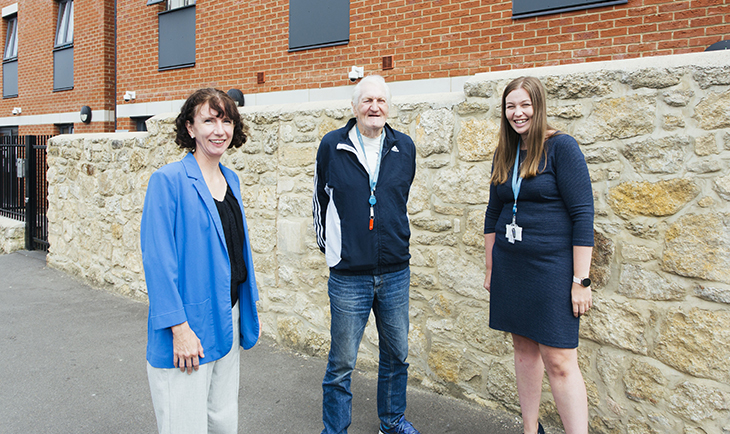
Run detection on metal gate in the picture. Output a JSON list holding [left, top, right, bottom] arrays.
[[0, 135, 51, 251]]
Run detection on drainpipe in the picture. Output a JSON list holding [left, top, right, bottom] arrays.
[[113, 0, 117, 131]]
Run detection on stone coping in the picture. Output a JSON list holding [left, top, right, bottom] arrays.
[[0, 215, 23, 229], [468, 50, 730, 84]]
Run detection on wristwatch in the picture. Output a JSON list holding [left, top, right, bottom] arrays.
[[573, 276, 592, 287]]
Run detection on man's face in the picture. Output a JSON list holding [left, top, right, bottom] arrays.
[[353, 82, 389, 138]]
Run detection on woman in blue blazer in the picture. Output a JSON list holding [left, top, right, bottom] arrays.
[[141, 88, 259, 434]]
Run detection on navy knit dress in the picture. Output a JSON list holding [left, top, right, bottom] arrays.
[[484, 134, 594, 348]]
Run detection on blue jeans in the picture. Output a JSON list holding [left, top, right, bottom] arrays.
[[321, 267, 411, 434]]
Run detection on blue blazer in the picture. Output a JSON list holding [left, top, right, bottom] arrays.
[[141, 152, 260, 369]]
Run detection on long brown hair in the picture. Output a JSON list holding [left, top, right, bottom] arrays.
[[490, 76, 556, 185]]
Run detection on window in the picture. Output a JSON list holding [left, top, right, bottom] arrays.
[[288, 0, 348, 52], [132, 116, 152, 132], [3, 13, 18, 98], [0, 126, 17, 138], [53, 0, 73, 91], [4, 15, 16, 59], [55, 0, 73, 47], [56, 124, 74, 135], [166, 0, 194, 10], [157, 1, 195, 70], [512, 0, 627, 19]]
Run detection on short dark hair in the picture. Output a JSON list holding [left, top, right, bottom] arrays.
[[174, 88, 248, 151]]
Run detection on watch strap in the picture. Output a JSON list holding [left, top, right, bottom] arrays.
[[573, 276, 591, 287]]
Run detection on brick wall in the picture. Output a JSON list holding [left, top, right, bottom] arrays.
[[0, 0, 114, 132], [0, 0, 727, 133], [116, 0, 729, 107]]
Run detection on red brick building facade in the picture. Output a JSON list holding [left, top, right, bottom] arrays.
[[0, 0, 114, 135], [1, 0, 727, 135]]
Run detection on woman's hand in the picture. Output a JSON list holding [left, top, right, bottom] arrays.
[[572, 245, 593, 318], [571, 283, 592, 318], [484, 233, 495, 293], [171, 321, 205, 374]]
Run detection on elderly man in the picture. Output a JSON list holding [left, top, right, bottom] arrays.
[[313, 75, 420, 434]]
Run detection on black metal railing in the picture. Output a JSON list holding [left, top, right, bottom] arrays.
[[0, 135, 51, 251], [0, 136, 24, 220]]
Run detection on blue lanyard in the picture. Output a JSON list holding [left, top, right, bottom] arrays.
[[355, 125, 384, 207], [511, 143, 523, 219]]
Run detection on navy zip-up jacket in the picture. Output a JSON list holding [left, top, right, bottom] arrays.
[[313, 118, 416, 275]]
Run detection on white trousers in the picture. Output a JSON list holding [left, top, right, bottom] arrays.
[[147, 302, 241, 434]]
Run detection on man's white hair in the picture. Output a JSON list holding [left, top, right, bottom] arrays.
[[351, 75, 392, 107]]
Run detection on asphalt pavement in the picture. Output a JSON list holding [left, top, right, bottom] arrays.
[[0, 250, 526, 434]]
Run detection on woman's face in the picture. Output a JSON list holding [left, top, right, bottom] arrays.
[[504, 87, 533, 141], [186, 102, 233, 160]]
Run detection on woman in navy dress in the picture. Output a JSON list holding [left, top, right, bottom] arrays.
[[484, 77, 594, 434]]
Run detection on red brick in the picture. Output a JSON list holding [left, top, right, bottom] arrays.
[[627, 42, 658, 52], [691, 35, 727, 47], [615, 16, 644, 27], [0, 0, 719, 132], [674, 8, 706, 20], [590, 20, 615, 30], [599, 45, 627, 55], [601, 27, 628, 38], [707, 5, 730, 17], [600, 9, 628, 21], [585, 38, 613, 48], [628, 6, 658, 16], [658, 1, 690, 13], [586, 56, 612, 62], [643, 31, 674, 42], [664, 19, 691, 30], [658, 39, 689, 50], [674, 28, 706, 39], [690, 0, 720, 7], [706, 24, 730, 36], [574, 31, 600, 40], [547, 34, 573, 44], [614, 35, 642, 45]]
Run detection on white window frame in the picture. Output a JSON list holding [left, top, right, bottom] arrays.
[[167, 0, 195, 11]]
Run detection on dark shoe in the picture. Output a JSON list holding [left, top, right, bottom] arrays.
[[537, 422, 545, 434], [379, 416, 421, 434]]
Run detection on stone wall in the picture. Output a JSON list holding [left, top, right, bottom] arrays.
[[46, 51, 730, 433], [0, 216, 24, 254]]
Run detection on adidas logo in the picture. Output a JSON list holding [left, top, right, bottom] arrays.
[[391, 146, 400, 152]]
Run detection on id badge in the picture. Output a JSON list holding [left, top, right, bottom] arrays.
[[505, 223, 523, 244]]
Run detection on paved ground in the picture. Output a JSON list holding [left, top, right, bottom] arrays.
[[0, 250, 527, 434]]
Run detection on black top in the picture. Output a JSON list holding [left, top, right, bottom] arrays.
[[214, 184, 247, 307]]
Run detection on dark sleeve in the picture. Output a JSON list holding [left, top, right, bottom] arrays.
[[484, 155, 504, 234], [407, 135, 417, 186], [484, 181, 504, 234], [553, 135, 594, 246], [312, 140, 330, 253]]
